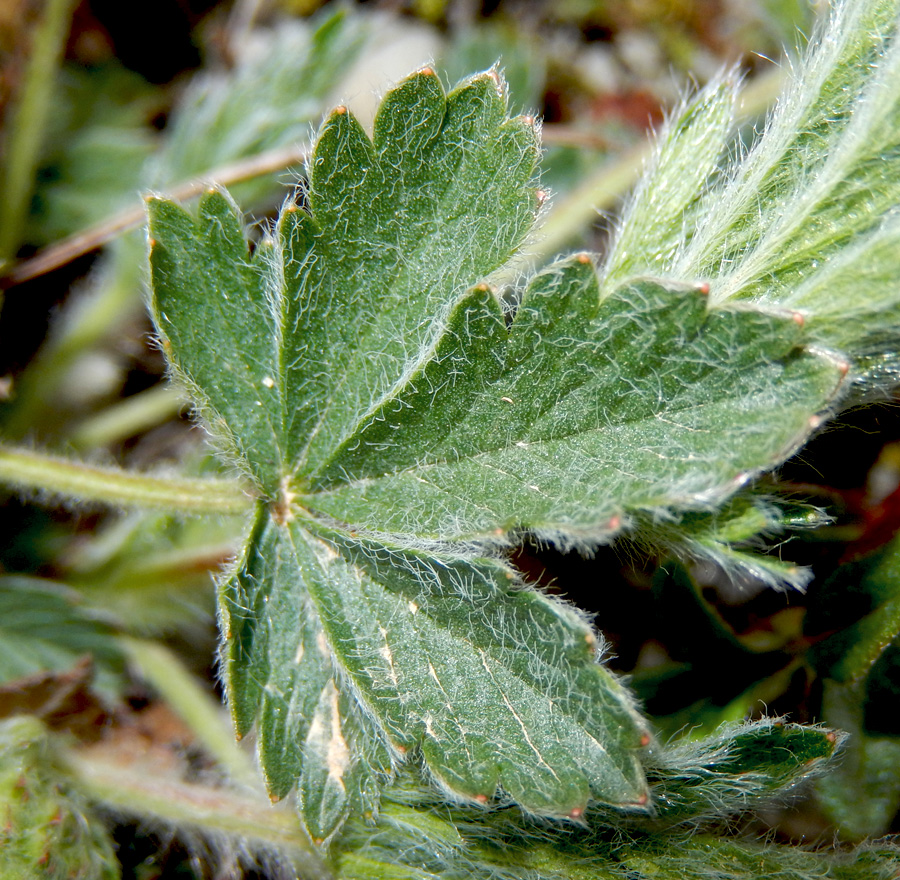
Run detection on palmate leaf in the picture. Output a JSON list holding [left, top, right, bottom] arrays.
[[149, 64, 850, 837]]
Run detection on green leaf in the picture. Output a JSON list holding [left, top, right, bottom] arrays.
[[0, 577, 123, 696], [148, 189, 283, 489], [149, 56, 862, 829], [807, 531, 900, 683], [223, 507, 651, 832], [669, 0, 900, 367], [440, 22, 546, 115], [64, 510, 229, 637], [0, 716, 119, 880], [334, 771, 900, 880], [298, 519, 651, 815], [621, 835, 900, 880], [219, 504, 389, 843], [603, 76, 737, 287], [627, 492, 827, 589], [277, 69, 540, 483], [303, 267, 845, 543], [150, 68, 541, 497], [635, 719, 840, 828]]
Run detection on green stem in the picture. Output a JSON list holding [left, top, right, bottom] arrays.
[[70, 383, 183, 450], [0, 0, 78, 262], [120, 636, 259, 791], [0, 444, 253, 514], [66, 748, 330, 878]]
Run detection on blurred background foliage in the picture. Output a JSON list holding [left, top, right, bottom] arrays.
[[2, 0, 900, 876]]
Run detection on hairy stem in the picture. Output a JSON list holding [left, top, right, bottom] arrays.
[[66, 748, 330, 878], [0, 444, 253, 514]]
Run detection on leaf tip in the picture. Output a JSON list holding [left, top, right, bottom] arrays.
[[485, 67, 503, 90]]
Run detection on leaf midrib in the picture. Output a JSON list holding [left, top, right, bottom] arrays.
[[291, 521, 637, 788], [303, 339, 813, 497], [291, 125, 527, 478]]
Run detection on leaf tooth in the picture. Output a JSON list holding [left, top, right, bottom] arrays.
[[309, 105, 375, 232], [373, 66, 445, 157]]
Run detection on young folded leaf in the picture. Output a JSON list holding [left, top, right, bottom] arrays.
[[660, 0, 900, 376]]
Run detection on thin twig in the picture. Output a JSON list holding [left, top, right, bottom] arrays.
[[1, 142, 308, 288], [2, 69, 784, 288]]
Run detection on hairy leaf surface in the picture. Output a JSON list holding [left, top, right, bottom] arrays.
[[302, 264, 845, 542], [149, 61, 858, 833], [294, 519, 651, 815], [669, 0, 900, 367], [220, 504, 390, 842]]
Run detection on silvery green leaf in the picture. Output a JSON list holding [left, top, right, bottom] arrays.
[[668, 0, 900, 373], [293, 519, 651, 815], [603, 76, 737, 286]]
